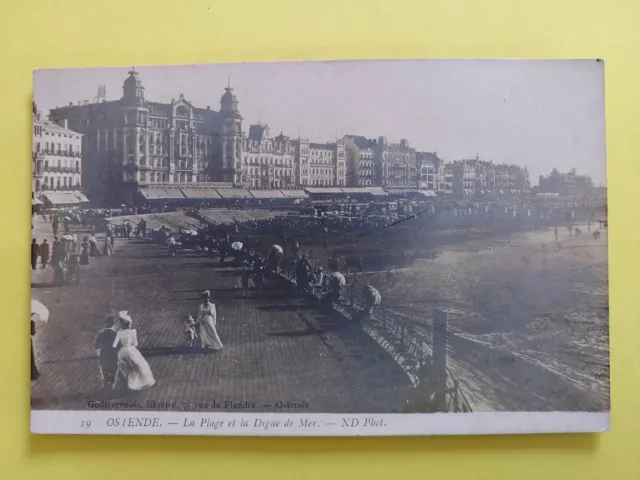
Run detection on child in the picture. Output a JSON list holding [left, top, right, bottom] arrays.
[[183, 314, 197, 347]]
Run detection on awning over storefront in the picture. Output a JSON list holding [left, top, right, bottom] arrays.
[[249, 190, 286, 199], [497, 189, 504, 194], [74, 192, 90, 203], [385, 188, 414, 195], [41, 191, 81, 206], [217, 188, 253, 199], [179, 187, 222, 199], [340, 187, 387, 196], [304, 187, 344, 194], [280, 190, 308, 199], [138, 187, 186, 200]]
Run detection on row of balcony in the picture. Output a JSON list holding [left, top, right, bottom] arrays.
[[127, 163, 207, 172], [39, 149, 81, 157], [35, 184, 82, 192], [34, 166, 80, 174]]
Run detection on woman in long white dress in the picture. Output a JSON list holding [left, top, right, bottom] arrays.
[[196, 291, 223, 350], [113, 311, 155, 391]]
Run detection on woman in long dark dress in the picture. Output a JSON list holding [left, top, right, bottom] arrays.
[[31, 320, 40, 380], [79, 237, 90, 265]]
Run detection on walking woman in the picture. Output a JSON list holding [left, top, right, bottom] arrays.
[[196, 291, 223, 351], [113, 311, 155, 392]]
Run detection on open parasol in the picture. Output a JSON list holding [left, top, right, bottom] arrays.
[[362, 285, 382, 305], [31, 299, 49, 325], [271, 245, 283, 254], [231, 241, 243, 251], [61, 234, 75, 241], [329, 271, 346, 286]]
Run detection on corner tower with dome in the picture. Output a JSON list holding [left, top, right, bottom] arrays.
[[49, 69, 243, 206]]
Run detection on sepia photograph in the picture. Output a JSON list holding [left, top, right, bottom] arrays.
[[30, 59, 608, 435]]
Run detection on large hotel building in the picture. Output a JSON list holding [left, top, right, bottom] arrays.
[[49, 69, 244, 205]]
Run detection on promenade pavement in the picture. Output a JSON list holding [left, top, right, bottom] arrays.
[[31, 238, 412, 413]]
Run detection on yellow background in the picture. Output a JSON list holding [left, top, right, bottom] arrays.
[[0, 0, 637, 478]]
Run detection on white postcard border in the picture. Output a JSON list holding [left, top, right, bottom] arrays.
[[31, 410, 610, 436]]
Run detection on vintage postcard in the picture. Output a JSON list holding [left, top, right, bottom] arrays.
[[30, 59, 609, 435]]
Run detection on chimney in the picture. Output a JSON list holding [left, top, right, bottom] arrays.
[[206, 106, 210, 110]]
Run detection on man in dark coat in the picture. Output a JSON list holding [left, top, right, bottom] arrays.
[[40, 239, 50, 269], [93, 315, 119, 388], [31, 239, 40, 270]]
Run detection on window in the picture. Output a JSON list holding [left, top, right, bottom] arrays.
[[63, 177, 68, 187], [173, 174, 178, 182]]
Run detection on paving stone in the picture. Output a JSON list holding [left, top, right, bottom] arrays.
[[31, 239, 411, 413]]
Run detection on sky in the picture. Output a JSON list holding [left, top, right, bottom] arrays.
[[34, 60, 607, 186]]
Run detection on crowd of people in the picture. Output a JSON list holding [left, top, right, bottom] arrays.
[[31, 211, 127, 286], [31, 195, 605, 395]]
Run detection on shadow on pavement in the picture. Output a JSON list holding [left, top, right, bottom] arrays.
[[258, 304, 320, 312], [139, 346, 215, 357]]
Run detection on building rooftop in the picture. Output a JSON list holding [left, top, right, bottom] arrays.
[[345, 135, 376, 149], [309, 142, 336, 149], [42, 120, 82, 136], [248, 124, 269, 142]]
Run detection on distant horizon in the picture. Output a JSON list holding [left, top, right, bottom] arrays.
[[34, 60, 607, 187]]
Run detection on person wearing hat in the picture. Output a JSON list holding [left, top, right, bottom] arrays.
[[112, 311, 155, 391], [196, 291, 223, 351]]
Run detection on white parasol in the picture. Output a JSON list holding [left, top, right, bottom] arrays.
[[329, 271, 346, 286], [271, 245, 283, 254], [231, 241, 243, 251], [31, 299, 49, 325], [363, 285, 382, 305]]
